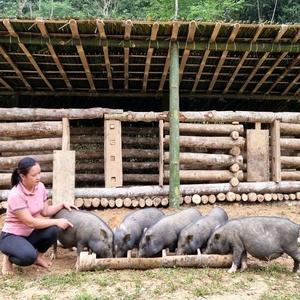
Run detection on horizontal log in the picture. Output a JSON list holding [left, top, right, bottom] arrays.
[[2, 181, 300, 200], [77, 251, 233, 271], [0, 107, 122, 121], [0, 138, 62, 152], [282, 171, 300, 181], [164, 122, 244, 135], [281, 156, 300, 168], [280, 139, 300, 150], [0, 154, 54, 169], [164, 136, 245, 149], [0, 121, 62, 137], [280, 123, 300, 135], [106, 111, 300, 124], [164, 170, 243, 182], [164, 152, 243, 168]]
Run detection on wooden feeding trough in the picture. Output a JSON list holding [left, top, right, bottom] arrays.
[[77, 251, 233, 271]]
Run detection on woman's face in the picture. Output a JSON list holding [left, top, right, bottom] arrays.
[[21, 163, 41, 189]]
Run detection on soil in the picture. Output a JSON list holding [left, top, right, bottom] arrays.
[[0, 202, 300, 299]]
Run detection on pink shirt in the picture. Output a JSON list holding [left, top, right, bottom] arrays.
[[2, 182, 48, 236]]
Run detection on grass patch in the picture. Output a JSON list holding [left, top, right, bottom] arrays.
[[40, 271, 86, 287], [261, 293, 300, 300], [2, 277, 25, 291]]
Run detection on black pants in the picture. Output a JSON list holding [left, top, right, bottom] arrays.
[[0, 226, 58, 266]]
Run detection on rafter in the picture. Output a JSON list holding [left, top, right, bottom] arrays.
[[3, 19, 54, 91], [36, 18, 72, 90], [0, 76, 13, 90], [252, 30, 300, 94], [239, 25, 288, 94], [266, 53, 300, 94], [223, 24, 264, 94], [123, 20, 132, 90], [179, 21, 196, 83], [142, 22, 159, 92], [0, 45, 31, 90], [69, 19, 95, 91], [158, 22, 179, 92], [282, 73, 300, 95], [208, 23, 240, 92], [96, 19, 113, 90], [192, 22, 221, 92]]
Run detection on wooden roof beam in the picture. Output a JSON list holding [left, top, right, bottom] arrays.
[[179, 21, 196, 82], [0, 76, 13, 91], [36, 18, 72, 91], [123, 20, 132, 90], [282, 73, 300, 95], [69, 19, 95, 91], [252, 29, 300, 94], [192, 22, 221, 92], [96, 20, 113, 90], [3, 19, 54, 91], [142, 22, 159, 92], [239, 24, 288, 94], [223, 24, 264, 94], [158, 22, 179, 92], [0, 45, 31, 90], [208, 23, 240, 92]]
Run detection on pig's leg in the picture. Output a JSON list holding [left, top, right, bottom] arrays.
[[285, 248, 300, 272], [75, 242, 86, 268], [240, 252, 248, 272], [228, 241, 245, 273]]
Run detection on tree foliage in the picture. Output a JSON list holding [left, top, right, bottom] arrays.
[[0, 0, 299, 23]]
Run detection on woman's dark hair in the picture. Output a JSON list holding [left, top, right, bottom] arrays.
[[11, 157, 37, 187]]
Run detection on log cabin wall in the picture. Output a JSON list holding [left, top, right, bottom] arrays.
[[2, 109, 300, 208]]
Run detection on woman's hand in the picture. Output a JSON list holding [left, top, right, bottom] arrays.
[[56, 218, 73, 230], [62, 202, 78, 211]]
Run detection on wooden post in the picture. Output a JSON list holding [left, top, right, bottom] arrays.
[[104, 119, 123, 187], [52, 150, 75, 205], [159, 120, 164, 186], [247, 128, 269, 181], [271, 120, 281, 182], [62, 118, 70, 150], [169, 41, 180, 208], [52, 118, 74, 205]]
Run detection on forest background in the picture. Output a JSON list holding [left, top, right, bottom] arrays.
[[0, 0, 299, 23]]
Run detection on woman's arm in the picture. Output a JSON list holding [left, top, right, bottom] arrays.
[[15, 208, 73, 230], [41, 201, 78, 217]]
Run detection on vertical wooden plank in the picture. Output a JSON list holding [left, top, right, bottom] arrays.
[[159, 120, 164, 186], [52, 150, 75, 205], [271, 120, 281, 182], [169, 42, 180, 208], [62, 117, 70, 150], [247, 129, 270, 182], [104, 119, 123, 187]]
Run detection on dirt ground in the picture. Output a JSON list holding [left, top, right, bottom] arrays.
[[1, 202, 300, 300]]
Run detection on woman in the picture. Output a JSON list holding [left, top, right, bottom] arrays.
[[0, 157, 76, 275]]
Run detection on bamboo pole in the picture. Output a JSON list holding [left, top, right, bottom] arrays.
[[168, 41, 180, 208]]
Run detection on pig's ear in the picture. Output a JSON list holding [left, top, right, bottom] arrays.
[[100, 229, 108, 239], [186, 234, 193, 242], [124, 234, 131, 242], [214, 233, 221, 240]]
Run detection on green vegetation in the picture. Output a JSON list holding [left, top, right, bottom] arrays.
[[0, 0, 299, 23]]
